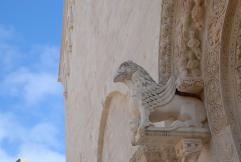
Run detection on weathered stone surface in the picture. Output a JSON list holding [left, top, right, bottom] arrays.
[[113, 61, 209, 148], [59, 0, 241, 161], [59, 0, 161, 162]]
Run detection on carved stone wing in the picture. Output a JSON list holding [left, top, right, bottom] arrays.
[[142, 76, 176, 111]]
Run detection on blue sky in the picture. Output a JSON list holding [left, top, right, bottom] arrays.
[[0, 1, 65, 162]]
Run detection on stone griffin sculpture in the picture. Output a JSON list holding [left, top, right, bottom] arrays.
[[113, 61, 207, 139]]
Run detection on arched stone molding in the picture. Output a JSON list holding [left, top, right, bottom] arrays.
[[203, 0, 241, 161], [158, 0, 241, 161], [220, 0, 241, 159], [97, 89, 136, 162]]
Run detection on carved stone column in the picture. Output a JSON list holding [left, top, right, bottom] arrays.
[[175, 139, 202, 162]]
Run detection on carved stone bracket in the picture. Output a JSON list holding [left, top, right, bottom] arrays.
[[129, 145, 177, 162], [175, 139, 202, 162], [130, 126, 210, 161], [176, 77, 204, 94]]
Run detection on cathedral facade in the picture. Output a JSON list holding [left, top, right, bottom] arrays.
[[59, 0, 241, 161]]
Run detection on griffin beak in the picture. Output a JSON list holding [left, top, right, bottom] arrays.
[[113, 71, 122, 82]]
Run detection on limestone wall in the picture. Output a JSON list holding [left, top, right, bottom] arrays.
[[59, 0, 241, 162], [60, 0, 162, 161]]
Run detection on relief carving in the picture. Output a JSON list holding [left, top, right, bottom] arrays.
[[173, 0, 205, 94], [113, 61, 208, 145], [156, 0, 241, 161], [159, 0, 175, 84], [204, 0, 228, 135], [175, 139, 202, 162], [159, 0, 205, 94], [204, 0, 241, 160], [129, 146, 177, 162]]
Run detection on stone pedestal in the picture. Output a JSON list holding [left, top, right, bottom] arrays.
[[175, 139, 202, 162], [130, 126, 210, 162]]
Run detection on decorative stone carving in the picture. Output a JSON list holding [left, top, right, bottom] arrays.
[[223, 1, 241, 159], [159, 0, 205, 94], [129, 146, 177, 162], [129, 125, 210, 162], [135, 126, 210, 146], [175, 0, 205, 94], [176, 77, 204, 94], [113, 61, 208, 145], [204, 0, 228, 135], [159, 0, 175, 84], [158, 5, 241, 159], [175, 139, 202, 162]]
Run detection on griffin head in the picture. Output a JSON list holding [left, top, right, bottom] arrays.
[[114, 60, 156, 85], [113, 60, 139, 83]]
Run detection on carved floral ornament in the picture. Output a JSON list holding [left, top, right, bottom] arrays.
[[158, 0, 234, 135], [157, 0, 241, 161]]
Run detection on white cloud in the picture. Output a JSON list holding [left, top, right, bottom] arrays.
[[38, 45, 60, 71], [0, 112, 65, 162], [2, 70, 61, 105], [28, 122, 61, 148], [0, 149, 17, 162], [0, 146, 65, 162], [0, 24, 65, 162], [0, 113, 25, 142], [0, 27, 62, 105], [19, 144, 65, 162]]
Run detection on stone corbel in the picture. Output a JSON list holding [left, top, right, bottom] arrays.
[[129, 145, 177, 162], [131, 127, 209, 162], [175, 139, 202, 162]]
